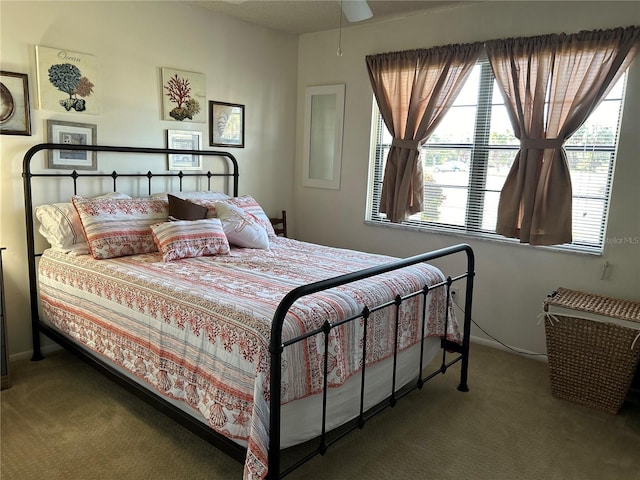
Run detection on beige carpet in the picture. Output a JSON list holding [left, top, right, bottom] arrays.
[[1, 343, 639, 480]]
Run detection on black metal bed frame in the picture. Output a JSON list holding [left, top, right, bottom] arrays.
[[23, 143, 475, 479]]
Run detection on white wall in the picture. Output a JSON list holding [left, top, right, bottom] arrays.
[[0, 1, 298, 357], [294, 1, 640, 355]]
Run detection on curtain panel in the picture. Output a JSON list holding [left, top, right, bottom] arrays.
[[486, 26, 640, 245], [366, 43, 483, 223]]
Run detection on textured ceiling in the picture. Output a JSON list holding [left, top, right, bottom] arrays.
[[190, 1, 478, 35]]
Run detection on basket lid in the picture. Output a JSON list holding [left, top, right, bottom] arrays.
[[544, 287, 640, 323]]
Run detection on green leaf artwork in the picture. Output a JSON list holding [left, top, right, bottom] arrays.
[[47, 63, 95, 112]]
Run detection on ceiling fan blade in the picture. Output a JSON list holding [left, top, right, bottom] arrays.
[[340, 0, 373, 23]]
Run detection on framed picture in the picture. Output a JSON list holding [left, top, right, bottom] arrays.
[[161, 68, 206, 123], [209, 101, 244, 148], [0, 71, 31, 136], [46, 120, 97, 170], [167, 129, 202, 170], [36, 45, 100, 114]]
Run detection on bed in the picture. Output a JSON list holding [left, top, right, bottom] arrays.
[[23, 143, 475, 479]]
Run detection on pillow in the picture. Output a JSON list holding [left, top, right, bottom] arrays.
[[152, 191, 230, 217], [35, 192, 131, 255], [222, 195, 277, 239], [168, 194, 208, 221], [214, 201, 270, 249], [150, 191, 230, 200], [172, 191, 230, 201], [150, 219, 230, 261], [179, 192, 233, 219], [72, 196, 169, 259]]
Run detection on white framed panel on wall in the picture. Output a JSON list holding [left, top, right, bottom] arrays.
[[302, 84, 345, 190]]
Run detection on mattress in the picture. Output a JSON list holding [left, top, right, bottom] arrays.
[[38, 237, 459, 479]]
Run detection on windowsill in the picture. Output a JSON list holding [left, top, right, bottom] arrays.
[[363, 219, 603, 257]]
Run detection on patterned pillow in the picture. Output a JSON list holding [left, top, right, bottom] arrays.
[[35, 192, 131, 255], [223, 195, 277, 239], [171, 191, 231, 218], [214, 201, 270, 249], [72, 195, 169, 259], [150, 219, 230, 261], [150, 191, 230, 201]]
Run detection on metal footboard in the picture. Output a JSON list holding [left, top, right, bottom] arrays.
[[268, 244, 474, 478]]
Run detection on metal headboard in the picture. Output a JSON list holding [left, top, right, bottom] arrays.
[[22, 142, 239, 359]]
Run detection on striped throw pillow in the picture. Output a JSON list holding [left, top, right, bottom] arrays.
[[151, 219, 230, 261], [72, 196, 169, 259], [35, 192, 131, 255]]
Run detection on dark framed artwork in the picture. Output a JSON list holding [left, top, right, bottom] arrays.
[[46, 119, 97, 170], [0, 71, 32, 136], [209, 101, 244, 148]]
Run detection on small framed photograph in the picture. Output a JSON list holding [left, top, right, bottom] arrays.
[[167, 129, 202, 170], [46, 120, 97, 169], [209, 101, 244, 148], [0, 71, 32, 136]]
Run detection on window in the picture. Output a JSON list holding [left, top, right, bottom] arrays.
[[368, 58, 627, 253]]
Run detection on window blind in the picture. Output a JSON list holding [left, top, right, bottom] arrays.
[[368, 59, 626, 254]]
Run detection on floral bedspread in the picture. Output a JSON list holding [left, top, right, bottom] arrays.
[[38, 238, 459, 479]]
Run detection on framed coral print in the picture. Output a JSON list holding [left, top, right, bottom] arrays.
[[46, 120, 97, 170], [35, 45, 100, 114], [161, 68, 206, 123], [209, 101, 244, 148], [0, 71, 31, 136], [166, 129, 202, 170]]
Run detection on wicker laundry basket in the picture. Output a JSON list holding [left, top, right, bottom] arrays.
[[543, 288, 640, 414]]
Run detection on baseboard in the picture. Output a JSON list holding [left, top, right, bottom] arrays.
[[470, 335, 548, 362], [9, 343, 63, 362]]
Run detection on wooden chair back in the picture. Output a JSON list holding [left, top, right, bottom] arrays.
[[269, 210, 287, 237]]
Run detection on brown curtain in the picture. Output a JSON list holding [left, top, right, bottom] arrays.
[[366, 43, 482, 223], [487, 26, 640, 245]]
